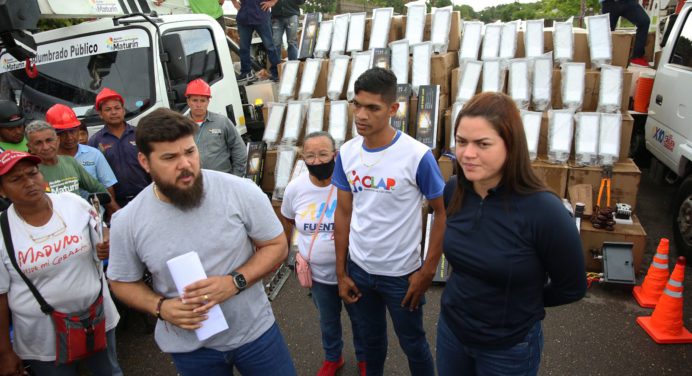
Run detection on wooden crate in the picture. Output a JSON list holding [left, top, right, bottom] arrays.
[[580, 214, 647, 275], [567, 159, 641, 211], [531, 160, 569, 198]]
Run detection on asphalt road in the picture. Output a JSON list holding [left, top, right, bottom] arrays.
[[113, 163, 692, 375]]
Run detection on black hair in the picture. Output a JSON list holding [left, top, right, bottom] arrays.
[[136, 108, 198, 156], [354, 67, 397, 104]]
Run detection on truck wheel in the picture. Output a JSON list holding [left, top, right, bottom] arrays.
[[673, 176, 692, 259]]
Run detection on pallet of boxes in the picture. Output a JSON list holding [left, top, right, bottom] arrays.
[[437, 14, 647, 284], [247, 4, 462, 282]]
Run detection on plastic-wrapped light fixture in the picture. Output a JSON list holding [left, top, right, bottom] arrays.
[[456, 60, 482, 103], [298, 59, 322, 100], [273, 146, 297, 201], [598, 65, 623, 113], [532, 53, 552, 111], [459, 21, 483, 62], [390, 39, 410, 84], [585, 14, 613, 69], [553, 20, 573, 66], [575, 112, 600, 166], [524, 20, 544, 58], [547, 109, 574, 164], [331, 14, 350, 57], [431, 6, 453, 54], [278, 60, 300, 102], [347, 12, 366, 54], [499, 21, 519, 61], [521, 110, 542, 161], [449, 100, 464, 150], [370, 8, 394, 50], [263, 102, 287, 148], [481, 23, 502, 61], [405, 1, 426, 46], [347, 51, 372, 101], [482, 59, 504, 93], [281, 100, 306, 145], [599, 112, 622, 166], [327, 54, 350, 101], [306, 97, 326, 134], [411, 41, 432, 96], [314, 20, 334, 59], [329, 100, 349, 147], [561, 62, 585, 111], [509, 58, 530, 110]]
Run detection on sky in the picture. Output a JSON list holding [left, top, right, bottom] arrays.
[[453, 0, 540, 12]]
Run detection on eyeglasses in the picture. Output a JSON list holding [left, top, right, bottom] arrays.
[[302, 151, 334, 164], [24, 211, 67, 243]]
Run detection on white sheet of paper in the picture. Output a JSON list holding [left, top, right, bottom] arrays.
[[390, 39, 410, 84], [460, 21, 483, 61], [370, 8, 394, 49], [166, 252, 229, 341], [457, 60, 482, 102]]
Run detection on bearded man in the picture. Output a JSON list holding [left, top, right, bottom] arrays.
[[106, 108, 296, 375]]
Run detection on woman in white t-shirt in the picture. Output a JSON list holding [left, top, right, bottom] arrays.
[[0, 150, 121, 376], [281, 132, 366, 376]]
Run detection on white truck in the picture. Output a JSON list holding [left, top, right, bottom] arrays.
[[644, 1, 692, 258], [0, 0, 246, 134]]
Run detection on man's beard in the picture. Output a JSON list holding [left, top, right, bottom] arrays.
[[154, 170, 205, 211]]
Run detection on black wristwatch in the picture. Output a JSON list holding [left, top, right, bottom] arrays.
[[230, 271, 247, 294]]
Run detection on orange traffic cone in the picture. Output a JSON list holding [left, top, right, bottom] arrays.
[[633, 238, 670, 308], [636, 257, 692, 344]]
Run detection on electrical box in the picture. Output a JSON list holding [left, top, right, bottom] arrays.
[[602, 242, 636, 284]]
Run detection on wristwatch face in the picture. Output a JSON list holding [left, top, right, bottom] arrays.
[[234, 273, 247, 290]]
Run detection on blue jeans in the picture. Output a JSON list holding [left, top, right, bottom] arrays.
[[436, 316, 544, 376], [602, 0, 650, 58], [237, 21, 282, 77], [272, 15, 299, 60], [348, 261, 434, 376], [24, 329, 121, 376], [170, 323, 296, 376], [310, 281, 366, 362]]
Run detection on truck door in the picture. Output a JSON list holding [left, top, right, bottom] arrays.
[[646, 8, 692, 173]]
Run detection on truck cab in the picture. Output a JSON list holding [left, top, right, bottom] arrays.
[[0, 2, 245, 134], [645, 1, 692, 257]]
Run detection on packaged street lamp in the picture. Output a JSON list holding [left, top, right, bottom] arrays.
[[509, 58, 530, 110], [370, 48, 391, 70], [298, 13, 322, 60], [599, 112, 622, 166], [415, 85, 440, 149], [482, 58, 505, 93], [405, 1, 427, 46], [263, 102, 287, 148], [370, 8, 394, 50], [449, 100, 464, 150], [499, 21, 519, 62], [411, 41, 433, 96], [481, 23, 502, 61], [524, 20, 544, 58], [327, 54, 350, 101], [521, 110, 542, 161], [281, 100, 306, 145], [598, 65, 624, 113], [456, 60, 482, 104], [547, 109, 575, 164], [328, 100, 349, 147], [561, 62, 586, 111], [330, 14, 350, 57], [390, 39, 410, 84], [586, 14, 613, 69], [459, 21, 483, 62], [306, 97, 326, 134], [390, 84, 412, 133], [575, 112, 601, 166], [431, 6, 453, 54], [347, 12, 366, 54], [273, 146, 297, 201], [347, 51, 372, 101], [553, 20, 574, 66], [278, 60, 300, 102], [532, 53, 552, 111], [298, 59, 322, 100], [314, 20, 334, 58]]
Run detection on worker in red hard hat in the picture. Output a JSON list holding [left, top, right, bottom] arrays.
[[185, 78, 247, 176], [47, 104, 120, 212], [0, 100, 29, 152], [88, 88, 151, 207]]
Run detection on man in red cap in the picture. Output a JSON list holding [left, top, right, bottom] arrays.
[[186, 79, 247, 176], [47, 104, 119, 209], [88, 88, 151, 207], [0, 100, 29, 153]]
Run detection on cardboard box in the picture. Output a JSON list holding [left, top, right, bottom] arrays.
[[261, 149, 277, 193], [572, 28, 633, 69], [515, 29, 553, 58], [311, 58, 330, 99], [402, 11, 462, 51], [567, 159, 641, 211], [573, 28, 591, 68], [580, 214, 647, 275], [551, 69, 633, 114], [612, 31, 635, 68], [531, 160, 569, 197], [431, 52, 459, 95], [437, 155, 454, 182]]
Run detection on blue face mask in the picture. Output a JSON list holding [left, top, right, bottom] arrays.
[[306, 159, 335, 181]]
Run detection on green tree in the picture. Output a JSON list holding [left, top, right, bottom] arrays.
[[453, 4, 477, 20], [304, 0, 337, 14]]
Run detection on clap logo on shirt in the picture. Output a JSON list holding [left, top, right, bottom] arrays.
[[348, 170, 396, 193]]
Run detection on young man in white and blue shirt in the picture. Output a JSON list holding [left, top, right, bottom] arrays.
[[332, 68, 446, 376]]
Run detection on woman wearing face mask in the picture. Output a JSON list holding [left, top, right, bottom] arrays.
[[281, 132, 366, 376]]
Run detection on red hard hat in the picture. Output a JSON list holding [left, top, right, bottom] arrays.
[[95, 88, 124, 110], [46, 104, 80, 130], [185, 79, 211, 97]]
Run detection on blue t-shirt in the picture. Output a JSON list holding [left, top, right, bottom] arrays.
[[74, 144, 118, 188], [88, 123, 151, 205]]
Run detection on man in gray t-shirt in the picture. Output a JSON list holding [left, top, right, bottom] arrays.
[[107, 108, 295, 375]]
